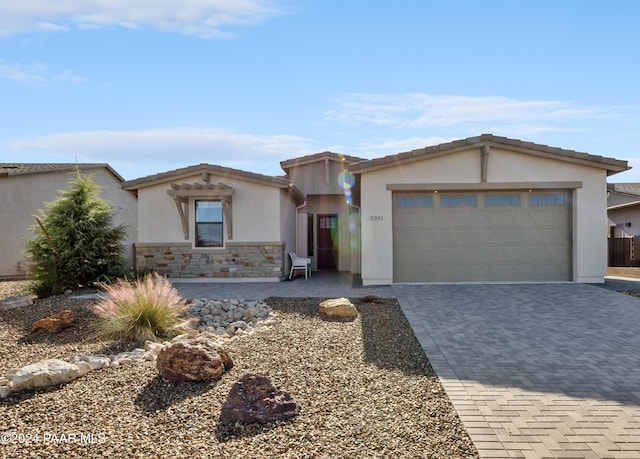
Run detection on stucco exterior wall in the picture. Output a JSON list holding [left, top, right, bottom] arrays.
[[0, 168, 137, 279], [137, 173, 283, 244], [135, 171, 294, 279], [359, 148, 609, 285], [609, 207, 640, 238], [288, 159, 351, 196], [279, 188, 298, 271]]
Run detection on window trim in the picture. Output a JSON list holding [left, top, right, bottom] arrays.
[[195, 200, 224, 248], [166, 180, 235, 242]]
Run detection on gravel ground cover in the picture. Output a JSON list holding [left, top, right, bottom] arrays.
[[0, 281, 478, 458]]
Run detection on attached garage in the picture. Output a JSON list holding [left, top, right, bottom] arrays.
[[392, 190, 572, 282], [352, 134, 629, 286]]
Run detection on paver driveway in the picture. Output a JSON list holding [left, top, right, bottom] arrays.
[[175, 276, 640, 458], [393, 283, 640, 458]]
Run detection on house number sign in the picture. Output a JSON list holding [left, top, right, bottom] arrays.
[[370, 216, 384, 221]]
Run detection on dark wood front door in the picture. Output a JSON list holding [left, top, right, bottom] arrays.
[[317, 214, 338, 270]]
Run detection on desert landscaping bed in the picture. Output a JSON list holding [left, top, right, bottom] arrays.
[[0, 281, 478, 458]]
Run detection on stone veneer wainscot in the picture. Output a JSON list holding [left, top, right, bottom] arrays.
[[135, 242, 285, 279]]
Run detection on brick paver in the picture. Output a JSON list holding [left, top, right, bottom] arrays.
[[393, 283, 640, 459], [174, 276, 640, 458]]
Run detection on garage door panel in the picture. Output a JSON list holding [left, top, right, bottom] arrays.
[[393, 191, 572, 282]]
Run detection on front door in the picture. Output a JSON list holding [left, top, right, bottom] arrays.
[[317, 214, 338, 270]]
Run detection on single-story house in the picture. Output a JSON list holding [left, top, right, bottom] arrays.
[[0, 163, 138, 279], [122, 134, 628, 285], [606, 183, 640, 267], [607, 183, 640, 238]]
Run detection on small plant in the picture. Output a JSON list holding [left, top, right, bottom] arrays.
[[91, 273, 189, 343]]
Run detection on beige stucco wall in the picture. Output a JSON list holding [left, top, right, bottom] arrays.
[[279, 188, 298, 270], [137, 173, 284, 244], [359, 147, 609, 285], [288, 158, 351, 196], [608, 206, 640, 238], [0, 168, 137, 278]]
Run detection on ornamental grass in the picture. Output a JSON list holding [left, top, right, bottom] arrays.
[[91, 273, 189, 343]]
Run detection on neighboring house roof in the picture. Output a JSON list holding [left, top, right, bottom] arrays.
[[280, 151, 367, 172], [122, 163, 305, 203], [0, 163, 126, 182], [607, 183, 640, 196], [608, 201, 640, 211], [348, 134, 629, 175]]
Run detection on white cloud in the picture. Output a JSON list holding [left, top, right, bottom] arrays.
[[327, 93, 622, 132], [0, 60, 85, 84], [0, 62, 47, 84], [0, 0, 285, 38], [10, 127, 314, 178]]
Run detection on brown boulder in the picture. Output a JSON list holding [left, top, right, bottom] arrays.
[[319, 297, 358, 319], [156, 338, 233, 382], [31, 310, 76, 333], [219, 373, 299, 424]]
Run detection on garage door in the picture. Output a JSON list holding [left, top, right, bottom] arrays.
[[393, 191, 572, 282]]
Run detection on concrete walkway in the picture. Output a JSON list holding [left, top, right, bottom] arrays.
[[173, 275, 640, 458]]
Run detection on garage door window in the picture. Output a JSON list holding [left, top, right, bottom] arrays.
[[397, 196, 433, 207], [441, 195, 477, 207], [485, 195, 521, 206], [529, 194, 566, 206]]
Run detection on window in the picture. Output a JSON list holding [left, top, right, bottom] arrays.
[[529, 194, 566, 206], [195, 200, 223, 247], [441, 195, 477, 207], [319, 215, 337, 229], [398, 195, 433, 207], [485, 195, 521, 207]]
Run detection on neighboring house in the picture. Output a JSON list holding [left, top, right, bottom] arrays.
[[122, 134, 628, 284], [607, 183, 640, 238], [0, 164, 138, 280], [606, 183, 640, 266]]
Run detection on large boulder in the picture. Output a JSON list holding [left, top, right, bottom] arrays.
[[0, 295, 33, 311], [319, 297, 358, 319], [31, 309, 76, 333], [11, 359, 81, 392], [156, 338, 233, 382], [219, 373, 299, 424]]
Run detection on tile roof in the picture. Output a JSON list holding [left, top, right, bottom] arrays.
[[0, 163, 125, 181], [280, 151, 367, 170], [121, 163, 305, 203], [348, 134, 629, 175], [607, 183, 640, 196]]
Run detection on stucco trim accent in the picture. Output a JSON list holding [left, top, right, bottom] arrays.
[[172, 197, 189, 239], [386, 181, 583, 191], [481, 144, 489, 182]]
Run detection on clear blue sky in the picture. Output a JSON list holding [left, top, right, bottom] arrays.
[[2, 1, 639, 182]]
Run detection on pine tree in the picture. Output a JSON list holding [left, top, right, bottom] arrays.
[[25, 168, 127, 297]]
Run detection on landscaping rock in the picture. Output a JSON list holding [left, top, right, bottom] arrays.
[[220, 373, 299, 424], [73, 354, 111, 370], [319, 297, 358, 319], [0, 295, 33, 311], [31, 309, 76, 333], [11, 359, 81, 392], [0, 386, 11, 399], [156, 338, 233, 382]]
